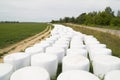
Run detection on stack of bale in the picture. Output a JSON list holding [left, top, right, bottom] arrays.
[[0, 24, 120, 80]]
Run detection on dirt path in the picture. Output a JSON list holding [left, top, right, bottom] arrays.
[[66, 23, 120, 38], [0, 26, 52, 62]]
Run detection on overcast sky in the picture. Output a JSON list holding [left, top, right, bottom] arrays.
[[0, 0, 120, 22]]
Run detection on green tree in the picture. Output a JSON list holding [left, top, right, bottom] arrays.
[[69, 17, 75, 23], [110, 17, 120, 27], [85, 11, 97, 25], [94, 12, 103, 25], [105, 7, 114, 16], [76, 13, 87, 24], [63, 17, 70, 23]]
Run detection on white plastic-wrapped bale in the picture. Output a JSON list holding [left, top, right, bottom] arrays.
[[51, 27, 59, 36], [53, 44, 69, 52], [60, 35, 72, 41], [70, 44, 86, 49], [104, 70, 120, 80], [50, 35, 60, 40], [72, 35, 84, 41], [45, 37, 57, 44], [89, 48, 112, 60], [31, 53, 58, 79], [85, 40, 100, 45], [25, 46, 44, 56], [46, 47, 65, 63], [70, 36, 85, 49], [33, 41, 51, 52], [10, 66, 50, 80], [87, 44, 106, 49], [71, 36, 84, 42], [71, 39, 83, 46], [84, 36, 100, 45], [86, 44, 106, 51], [62, 55, 90, 72], [92, 55, 120, 79], [66, 48, 88, 57], [0, 63, 13, 80], [84, 35, 96, 41], [3, 52, 30, 71], [58, 37, 71, 42], [57, 70, 100, 80], [55, 39, 70, 45], [84, 35, 95, 40]]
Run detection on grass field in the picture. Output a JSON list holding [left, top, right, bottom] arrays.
[[0, 23, 49, 49], [64, 23, 120, 58]]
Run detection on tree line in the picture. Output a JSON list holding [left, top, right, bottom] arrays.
[[51, 7, 120, 27], [0, 21, 19, 23]]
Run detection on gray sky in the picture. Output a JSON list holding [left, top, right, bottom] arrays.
[[0, 0, 120, 22]]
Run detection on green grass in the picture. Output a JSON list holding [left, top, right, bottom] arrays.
[[64, 23, 120, 58], [0, 23, 49, 49]]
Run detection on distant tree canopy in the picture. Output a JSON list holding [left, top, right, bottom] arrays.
[[0, 21, 19, 23], [51, 7, 120, 27]]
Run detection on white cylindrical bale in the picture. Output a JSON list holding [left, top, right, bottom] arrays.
[[46, 47, 65, 63], [104, 70, 120, 80], [84, 36, 99, 45], [71, 38, 83, 46], [44, 37, 58, 45], [34, 41, 51, 51], [49, 36, 58, 39], [60, 35, 72, 41], [53, 44, 69, 51], [0, 63, 13, 80], [72, 35, 84, 41], [10, 66, 50, 80], [55, 40, 69, 46], [57, 70, 100, 80], [89, 48, 112, 60], [3, 52, 30, 71], [66, 48, 88, 57], [58, 38, 70, 43], [87, 44, 106, 49], [62, 55, 90, 72], [85, 40, 100, 45], [31, 53, 58, 78], [92, 55, 120, 78], [84, 35, 96, 40], [25, 47, 44, 56], [70, 44, 86, 49]]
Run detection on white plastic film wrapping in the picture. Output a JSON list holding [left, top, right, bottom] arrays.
[[46, 47, 65, 63], [57, 70, 100, 80], [0, 63, 13, 80], [25, 46, 44, 56], [104, 70, 120, 80], [66, 48, 88, 57], [31, 53, 58, 78], [10, 66, 50, 80], [89, 48, 112, 60], [92, 55, 120, 78], [62, 55, 90, 72], [3, 52, 30, 71]]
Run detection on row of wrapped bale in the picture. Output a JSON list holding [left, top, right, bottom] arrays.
[[0, 24, 120, 80], [84, 34, 120, 79], [52, 24, 120, 80], [51, 24, 100, 80]]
